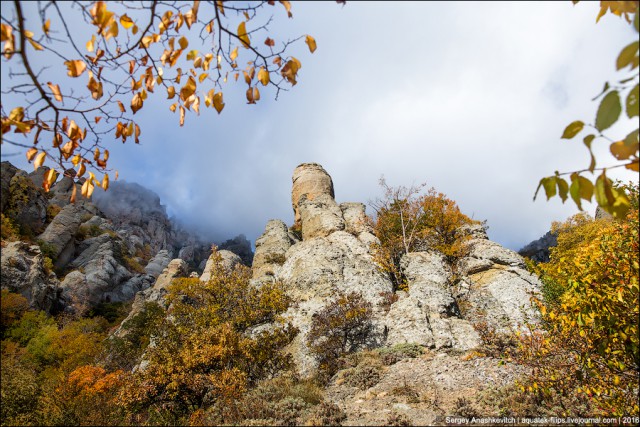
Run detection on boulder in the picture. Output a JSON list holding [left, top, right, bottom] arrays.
[[200, 249, 242, 282], [4, 169, 48, 235], [291, 163, 335, 228], [144, 249, 173, 278], [298, 193, 345, 240], [219, 234, 254, 266], [37, 202, 95, 268], [63, 234, 133, 305], [0, 241, 59, 313], [153, 258, 189, 290], [252, 219, 296, 282]]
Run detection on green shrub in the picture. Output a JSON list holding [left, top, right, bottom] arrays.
[[376, 343, 424, 365], [0, 213, 20, 241], [340, 363, 382, 390], [36, 239, 58, 261]]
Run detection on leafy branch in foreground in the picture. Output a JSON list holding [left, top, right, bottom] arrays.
[[1, 1, 318, 199], [536, 1, 638, 218]]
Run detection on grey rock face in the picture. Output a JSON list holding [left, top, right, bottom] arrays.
[[291, 163, 335, 228], [63, 234, 133, 305], [200, 249, 242, 282], [0, 241, 59, 312], [456, 233, 541, 332], [154, 258, 189, 290], [252, 219, 295, 282], [298, 193, 345, 240], [4, 170, 48, 235], [38, 202, 94, 269], [219, 234, 254, 266], [518, 231, 557, 263], [250, 163, 542, 377], [144, 249, 173, 278], [1, 161, 19, 212]]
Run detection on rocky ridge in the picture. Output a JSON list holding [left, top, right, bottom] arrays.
[[0, 161, 252, 313], [252, 163, 542, 375]]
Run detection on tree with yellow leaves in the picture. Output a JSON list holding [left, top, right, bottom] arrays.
[[1, 1, 318, 199]]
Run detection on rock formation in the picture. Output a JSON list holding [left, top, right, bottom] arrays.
[[518, 231, 557, 263], [252, 163, 542, 375]]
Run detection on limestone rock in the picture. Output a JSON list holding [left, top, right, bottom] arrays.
[[144, 249, 173, 278], [518, 231, 557, 263], [37, 202, 95, 269], [219, 234, 254, 266], [457, 234, 541, 332], [1, 161, 19, 212], [298, 193, 345, 240], [340, 202, 373, 236], [200, 249, 242, 282], [64, 234, 133, 304], [154, 258, 189, 290], [252, 219, 295, 282], [4, 170, 48, 235], [291, 163, 335, 228], [0, 241, 59, 312]]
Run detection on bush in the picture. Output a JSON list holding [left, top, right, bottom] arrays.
[[472, 321, 515, 358], [0, 213, 20, 242], [46, 204, 61, 223], [1, 289, 29, 338], [340, 363, 382, 390], [377, 343, 424, 365], [307, 291, 376, 381], [385, 411, 412, 426], [303, 401, 347, 426]]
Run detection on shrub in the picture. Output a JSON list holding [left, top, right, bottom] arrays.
[[36, 239, 58, 262], [46, 204, 61, 223], [376, 343, 424, 365], [303, 401, 347, 426], [385, 411, 412, 426], [0, 213, 20, 242], [307, 291, 376, 381], [472, 321, 515, 358], [340, 363, 382, 390], [1, 289, 29, 337]]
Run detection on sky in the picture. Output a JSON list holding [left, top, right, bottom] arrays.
[[2, 1, 638, 251]]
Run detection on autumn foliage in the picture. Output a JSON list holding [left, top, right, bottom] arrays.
[[1, 1, 317, 198], [370, 178, 478, 290], [515, 188, 639, 416]]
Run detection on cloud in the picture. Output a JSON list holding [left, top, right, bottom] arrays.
[[3, 2, 637, 251]]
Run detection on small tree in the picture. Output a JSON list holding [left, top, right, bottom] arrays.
[[370, 178, 478, 290], [307, 291, 375, 380]]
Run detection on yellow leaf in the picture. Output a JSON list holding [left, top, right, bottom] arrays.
[[28, 38, 43, 51], [86, 35, 96, 52], [26, 148, 38, 162], [279, 0, 293, 18], [230, 46, 238, 61], [610, 140, 638, 160], [77, 162, 86, 178], [65, 60, 87, 77], [167, 86, 176, 99], [199, 73, 208, 83], [47, 82, 63, 102], [34, 151, 46, 170], [102, 173, 109, 191], [237, 22, 250, 48], [43, 19, 50, 36], [70, 183, 77, 203], [180, 76, 196, 100], [305, 35, 317, 53], [179, 36, 188, 50], [117, 100, 126, 113], [120, 14, 134, 29], [71, 154, 81, 166], [246, 87, 255, 104], [43, 169, 58, 192], [131, 93, 143, 114], [179, 105, 185, 126], [257, 67, 269, 86], [213, 92, 224, 113], [253, 86, 260, 101]]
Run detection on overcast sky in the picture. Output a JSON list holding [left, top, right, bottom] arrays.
[[3, 1, 638, 251]]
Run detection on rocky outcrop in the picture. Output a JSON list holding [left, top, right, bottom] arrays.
[[252, 219, 297, 282], [456, 225, 541, 332], [2, 166, 48, 235], [0, 241, 59, 312], [518, 231, 557, 263], [37, 202, 96, 269], [291, 163, 335, 228], [219, 234, 254, 266], [200, 250, 242, 282], [144, 249, 173, 278], [252, 163, 541, 376]]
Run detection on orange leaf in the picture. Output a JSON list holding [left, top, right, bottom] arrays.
[[264, 37, 275, 47], [26, 147, 38, 162], [279, 0, 293, 18], [237, 22, 250, 48], [65, 60, 87, 77], [305, 35, 317, 53], [258, 67, 269, 86]]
